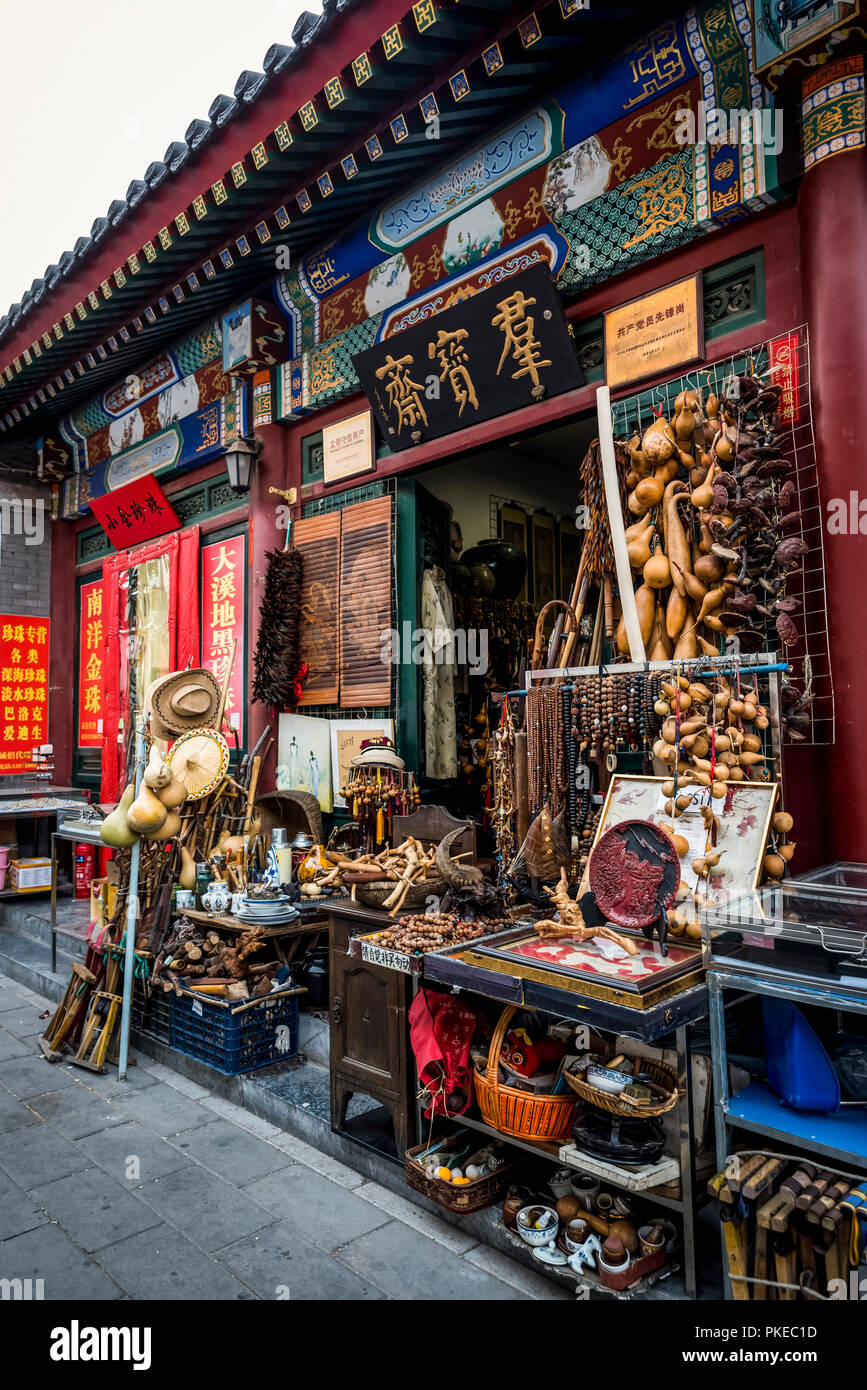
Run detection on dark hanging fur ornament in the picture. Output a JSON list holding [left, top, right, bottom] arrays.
[[252, 547, 305, 708]]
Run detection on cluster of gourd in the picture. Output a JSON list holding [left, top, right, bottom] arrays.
[[651, 673, 770, 799], [651, 671, 796, 890], [616, 378, 792, 661], [99, 745, 188, 850]]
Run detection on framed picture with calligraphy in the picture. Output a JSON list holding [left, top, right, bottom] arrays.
[[604, 273, 703, 392], [531, 510, 556, 613], [352, 263, 583, 451]]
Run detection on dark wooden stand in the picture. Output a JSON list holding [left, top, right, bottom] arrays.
[[327, 901, 414, 1156]]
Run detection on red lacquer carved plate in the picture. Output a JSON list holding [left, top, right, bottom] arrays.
[[588, 819, 681, 929]]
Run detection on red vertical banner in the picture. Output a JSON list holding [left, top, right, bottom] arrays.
[[78, 579, 105, 747], [769, 332, 801, 425], [0, 615, 50, 774], [201, 535, 245, 741]]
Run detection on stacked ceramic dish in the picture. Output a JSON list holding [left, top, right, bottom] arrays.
[[235, 893, 299, 926]]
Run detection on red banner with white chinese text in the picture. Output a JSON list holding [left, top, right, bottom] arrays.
[[769, 332, 801, 426], [78, 579, 105, 747], [0, 615, 50, 774], [201, 535, 245, 741]]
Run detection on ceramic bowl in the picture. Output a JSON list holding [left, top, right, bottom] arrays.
[[516, 1204, 560, 1247], [586, 1064, 632, 1094]]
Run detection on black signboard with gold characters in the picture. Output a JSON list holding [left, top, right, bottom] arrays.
[[352, 264, 583, 451]]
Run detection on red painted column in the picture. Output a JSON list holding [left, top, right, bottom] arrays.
[[798, 121, 867, 860]]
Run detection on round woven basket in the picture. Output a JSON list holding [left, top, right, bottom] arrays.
[[473, 1005, 576, 1142], [564, 1055, 678, 1118], [354, 878, 446, 912]]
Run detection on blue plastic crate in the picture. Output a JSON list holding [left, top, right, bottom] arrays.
[[170, 987, 301, 1075]]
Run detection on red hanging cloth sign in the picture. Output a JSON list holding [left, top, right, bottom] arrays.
[[89, 474, 180, 549]]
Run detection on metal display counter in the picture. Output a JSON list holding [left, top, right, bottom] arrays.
[[703, 880, 867, 1297], [419, 945, 710, 1298]]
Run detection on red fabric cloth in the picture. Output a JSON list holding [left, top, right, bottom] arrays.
[[409, 987, 483, 1119], [98, 526, 201, 802]]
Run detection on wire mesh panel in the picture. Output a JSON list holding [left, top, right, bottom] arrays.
[[610, 325, 833, 745]]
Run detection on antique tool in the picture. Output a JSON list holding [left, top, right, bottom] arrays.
[[727, 1153, 767, 1196], [710, 1175, 750, 1301], [742, 1157, 786, 1202], [70, 991, 123, 1074], [754, 1189, 793, 1301], [38, 961, 98, 1061]]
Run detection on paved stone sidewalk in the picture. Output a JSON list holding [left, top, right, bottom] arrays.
[[0, 974, 568, 1301]]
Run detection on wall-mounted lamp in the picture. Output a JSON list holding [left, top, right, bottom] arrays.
[[224, 435, 262, 494]]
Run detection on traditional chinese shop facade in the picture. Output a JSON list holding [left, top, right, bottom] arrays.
[[0, 0, 861, 864]]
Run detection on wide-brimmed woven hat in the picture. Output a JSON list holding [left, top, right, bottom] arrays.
[[145, 668, 221, 741], [350, 736, 405, 770]]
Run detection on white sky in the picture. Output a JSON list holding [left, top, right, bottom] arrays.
[[0, 0, 317, 317]]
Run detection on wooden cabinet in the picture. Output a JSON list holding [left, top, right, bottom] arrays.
[[328, 903, 414, 1156]]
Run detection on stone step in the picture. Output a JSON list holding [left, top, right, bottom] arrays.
[[0, 922, 77, 1001], [0, 896, 89, 962]]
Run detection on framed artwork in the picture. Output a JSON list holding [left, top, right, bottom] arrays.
[[558, 514, 582, 604], [531, 510, 556, 612], [752, 2, 861, 83], [276, 713, 334, 813], [498, 503, 529, 602], [329, 717, 395, 809], [586, 775, 777, 906], [468, 925, 700, 1001]]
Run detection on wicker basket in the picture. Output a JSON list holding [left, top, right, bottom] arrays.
[[255, 790, 325, 846], [564, 1055, 678, 1118], [354, 878, 446, 911], [473, 1006, 577, 1143], [405, 1143, 515, 1214]]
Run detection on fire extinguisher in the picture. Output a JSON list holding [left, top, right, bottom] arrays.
[[74, 843, 96, 899]]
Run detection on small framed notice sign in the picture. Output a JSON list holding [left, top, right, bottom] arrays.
[[322, 408, 375, 486], [604, 273, 703, 391]]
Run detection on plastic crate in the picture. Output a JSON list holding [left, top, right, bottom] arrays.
[[170, 987, 301, 1075], [129, 978, 173, 1046]]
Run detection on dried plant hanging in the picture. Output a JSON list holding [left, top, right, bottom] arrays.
[[252, 547, 304, 709]]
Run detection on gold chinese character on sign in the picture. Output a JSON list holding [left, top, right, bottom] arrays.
[[87, 588, 102, 619], [491, 290, 551, 395], [428, 328, 479, 417], [375, 353, 428, 435]]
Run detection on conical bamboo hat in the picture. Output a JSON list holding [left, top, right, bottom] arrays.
[[166, 728, 230, 800]]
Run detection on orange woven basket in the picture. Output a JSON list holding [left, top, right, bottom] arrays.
[[473, 1005, 577, 1143]]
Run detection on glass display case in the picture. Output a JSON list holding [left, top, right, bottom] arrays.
[[701, 882, 867, 991], [795, 861, 867, 892]]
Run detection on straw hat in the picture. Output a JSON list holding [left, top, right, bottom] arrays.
[[145, 668, 221, 741], [350, 736, 405, 771], [166, 728, 230, 800]]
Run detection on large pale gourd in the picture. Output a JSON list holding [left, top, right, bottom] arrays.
[[178, 846, 197, 891], [100, 784, 140, 848], [143, 744, 172, 791], [158, 775, 188, 809], [144, 808, 181, 841], [126, 782, 168, 835]]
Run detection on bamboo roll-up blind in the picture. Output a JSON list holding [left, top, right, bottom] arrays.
[[293, 514, 340, 707], [338, 495, 392, 708]]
